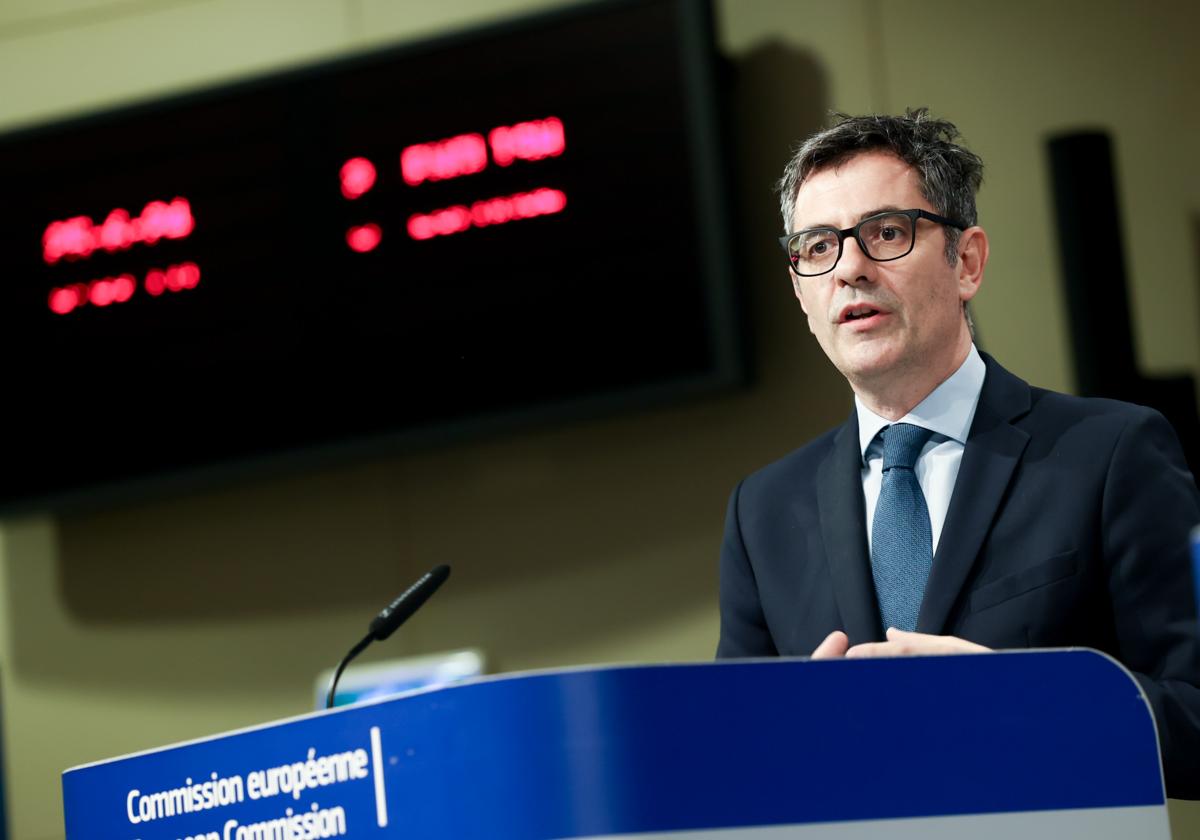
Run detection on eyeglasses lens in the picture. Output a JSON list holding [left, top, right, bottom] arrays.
[[789, 230, 839, 274], [859, 213, 915, 260], [787, 212, 917, 275]]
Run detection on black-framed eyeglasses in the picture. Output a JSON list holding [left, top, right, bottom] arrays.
[[778, 209, 967, 277]]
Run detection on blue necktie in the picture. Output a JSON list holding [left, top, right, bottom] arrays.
[[870, 423, 935, 632]]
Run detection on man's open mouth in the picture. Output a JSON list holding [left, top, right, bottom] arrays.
[[841, 305, 883, 322]]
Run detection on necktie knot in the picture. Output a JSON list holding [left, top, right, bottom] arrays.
[[881, 423, 933, 471]]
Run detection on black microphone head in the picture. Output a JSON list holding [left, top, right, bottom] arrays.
[[369, 564, 451, 641]]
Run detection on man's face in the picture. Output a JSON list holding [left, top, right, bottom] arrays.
[[789, 151, 979, 393]]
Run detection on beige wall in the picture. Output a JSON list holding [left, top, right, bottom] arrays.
[[1, 1, 1198, 837]]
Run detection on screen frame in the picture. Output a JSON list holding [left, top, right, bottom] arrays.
[[0, 0, 744, 516]]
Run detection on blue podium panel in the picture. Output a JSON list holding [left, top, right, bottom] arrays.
[[62, 651, 1168, 839]]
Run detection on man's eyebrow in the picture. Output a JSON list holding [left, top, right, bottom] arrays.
[[794, 205, 905, 232], [858, 205, 903, 221]]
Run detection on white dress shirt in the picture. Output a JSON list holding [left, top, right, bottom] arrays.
[[857, 344, 987, 555]]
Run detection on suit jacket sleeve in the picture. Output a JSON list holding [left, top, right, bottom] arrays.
[[1102, 407, 1200, 799], [717, 479, 779, 658]]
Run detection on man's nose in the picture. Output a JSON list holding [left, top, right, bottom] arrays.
[[834, 235, 873, 286]]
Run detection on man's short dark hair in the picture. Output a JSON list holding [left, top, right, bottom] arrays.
[[777, 108, 984, 263]]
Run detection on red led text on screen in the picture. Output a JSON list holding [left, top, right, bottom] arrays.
[[144, 263, 200, 296], [407, 187, 566, 241], [43, 197, 195, 264], [49, 262, 200, 315], [346, 223, 382, 253], [401, 133, 488, 187], [340, 157, 377, 199], [48, 274, 136, 314], [399, 117, 565, 187], [489, 117, 565, 166]]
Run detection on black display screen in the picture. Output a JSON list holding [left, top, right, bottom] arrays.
[[0, 0, 740, 512]]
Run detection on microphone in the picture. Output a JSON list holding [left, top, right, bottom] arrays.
[[325, 564, 451, 709], [369, 564, 450, 641]]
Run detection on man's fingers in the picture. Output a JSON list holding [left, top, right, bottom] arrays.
[[844, 642, 891, 658], [827, 629, 992, 659], [811, 630, 850, 659], [847, 628, 990, 658]]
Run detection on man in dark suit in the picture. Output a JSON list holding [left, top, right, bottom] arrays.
[[716, 110, 1200, 798]]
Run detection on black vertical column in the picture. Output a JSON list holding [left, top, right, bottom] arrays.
[[1048, 130, 1200, 481], [1047, 132, 1139, 398]]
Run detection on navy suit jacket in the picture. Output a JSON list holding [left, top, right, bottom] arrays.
[[717, 354, 1200, 798]]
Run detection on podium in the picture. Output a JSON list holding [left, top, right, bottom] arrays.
[[63, 650, 1168, 838]]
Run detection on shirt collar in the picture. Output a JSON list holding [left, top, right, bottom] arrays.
[[856, 344, 986, 463]]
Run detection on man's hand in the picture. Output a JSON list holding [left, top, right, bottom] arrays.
[[847, 627, 989, 657], [811, 630, 850, 659], [810, 627, 989, 659]]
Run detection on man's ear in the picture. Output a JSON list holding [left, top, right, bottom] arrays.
[[956, 226, 989, 303]]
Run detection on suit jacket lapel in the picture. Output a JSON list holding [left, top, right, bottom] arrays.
[[916, 355, 1032, 634], [816, 413, 884, 644]]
